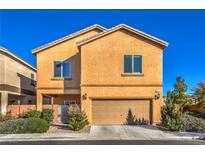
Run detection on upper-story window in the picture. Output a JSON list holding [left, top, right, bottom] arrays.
[[124, 55, 142, 74], [30, 73, 36, 86], [31, 73, 35, 80], [54, 61, 71, 78]]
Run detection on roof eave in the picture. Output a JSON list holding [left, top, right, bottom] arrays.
[[0, 46, 36, 71], [77, 24, 169, 49], [32, 24, 107, 55]]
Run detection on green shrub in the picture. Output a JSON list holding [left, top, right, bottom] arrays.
[[0, 118, 49, 134], [161, 91, 184, 131], [185, 111, 205, 119], [68, 106, 89, 131], [0, 113, 15, 122], [192, 82, 205, 107], [183, 113, 205, 132], [23, 110, 41, 119], [41, 109, 54, 123]]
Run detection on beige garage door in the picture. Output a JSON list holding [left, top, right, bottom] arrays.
[[92, 99, 151, 125]]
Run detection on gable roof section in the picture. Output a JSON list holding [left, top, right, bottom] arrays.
[[32, 24, 106, 55], [0, 46, 36, 71], [77, 24, 169, 48]]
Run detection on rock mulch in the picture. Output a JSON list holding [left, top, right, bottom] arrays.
[[47, 124, 90, 134]]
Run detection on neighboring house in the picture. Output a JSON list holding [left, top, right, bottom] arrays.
[[0, 46, 36, 115], [32, 24, 168, 125]]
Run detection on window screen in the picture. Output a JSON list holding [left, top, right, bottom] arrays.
[[133, 55, 142, 73], [124, 55, 142, 74], [54, 61, 62, 77], [124, 55, 132, 73], [63, 61, 71, 78]]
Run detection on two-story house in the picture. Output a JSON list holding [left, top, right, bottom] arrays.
[[32, 24, 168, 125], [0, 46, 36, 115]]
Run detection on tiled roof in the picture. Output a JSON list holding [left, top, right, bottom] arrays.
[[0, 46, 36, 71], [77, 24, 169, 48], [32, 24, 106, 54]]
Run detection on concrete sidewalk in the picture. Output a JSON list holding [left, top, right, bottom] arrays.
[[0, 133, 88, 142], [0, 125, 204, 142]]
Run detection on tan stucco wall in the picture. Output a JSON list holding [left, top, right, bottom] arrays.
[[36, 29, 103, 110], [0, 52, 5, 84], [0, 51, 36, 90], [80, 29, 163, 86], [53, 94, 81, 105], [36, 27, 165, 124], [0, 51, 36, 114], [81, 86, 163, 124], [80, 29, 164, 124], [36, 29, 102, 90]]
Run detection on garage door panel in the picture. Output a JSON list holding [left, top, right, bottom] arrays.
[[92, 99, 151, 125]]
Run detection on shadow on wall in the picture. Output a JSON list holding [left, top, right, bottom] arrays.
[[124, 108, 149, 125], [17, 73, 36, 93], [17, 73, 36, 104], [63, 53, 80, 92]]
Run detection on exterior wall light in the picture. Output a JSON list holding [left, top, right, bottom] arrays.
[[82, 93, 87, 100], [154, 91, 160, 100]]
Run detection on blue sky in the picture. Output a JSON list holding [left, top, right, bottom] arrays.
[[0, 10, 205, 94]]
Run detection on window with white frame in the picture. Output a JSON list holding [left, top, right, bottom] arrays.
[[124, 55, 142, 74], [54, 61, 71, 78]]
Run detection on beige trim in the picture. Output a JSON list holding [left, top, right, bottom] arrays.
[[37, 87, 80, 90], [89, 96, 154, 99], [77, 24, 168, 48], [0, 84, 36, 96], [121, 73, 144, 77], [0, 46, 36, 71], [122, 54, 144, 75], [81, 84, 163, 87], [51, 77, 72, 81], [32, 24, 106, 54]]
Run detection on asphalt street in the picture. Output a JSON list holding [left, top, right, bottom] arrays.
[[0, 140, 204, 145]]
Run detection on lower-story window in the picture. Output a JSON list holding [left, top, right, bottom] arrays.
[[8, 99, 19, 105], [64, 100, 76, 105], [43, 96, 52, 104]]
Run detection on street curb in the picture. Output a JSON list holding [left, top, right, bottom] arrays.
[[0, 132, 204, 142], [0, 137, 89, 142], [0, 136, 202, 142]]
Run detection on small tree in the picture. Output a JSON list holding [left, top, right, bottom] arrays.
[[68, 106, 89, 131], [41, 109, 54, 123], [172, 76, 192, 111], [192, 82, 205, 107], [161, 91, 184, 131]]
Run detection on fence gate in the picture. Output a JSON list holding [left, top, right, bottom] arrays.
[[58, 105, 69, 124]]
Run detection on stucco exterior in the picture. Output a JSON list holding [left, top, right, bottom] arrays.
[[35, 27, 104, 111], [33, 24, 168, 125], [0, 47, 36, 114], [79, 29, 164, 124]]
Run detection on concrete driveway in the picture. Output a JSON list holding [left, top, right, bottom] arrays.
[[89, 125, 191, 140]]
